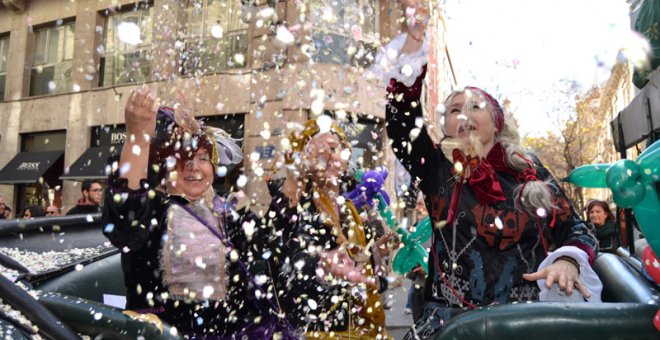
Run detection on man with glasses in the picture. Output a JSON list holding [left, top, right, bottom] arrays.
[[66, 180, 103, 217], [46, 205, 61, 216]]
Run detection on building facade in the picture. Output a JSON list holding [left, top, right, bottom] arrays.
[[0, 0, 455, 216]]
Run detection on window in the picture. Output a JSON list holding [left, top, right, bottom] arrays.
[[99, 3, 153, 87], [29, 22, 75, 96], [310, 0, 378, 67], [0, 35, 8, 101], [181, 0, 248, 75]]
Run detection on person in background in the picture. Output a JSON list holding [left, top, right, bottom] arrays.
[[66, 180, 103, 216], [46, 205, 62, 216], [22, 205, 46, 219], [0, 195, 6, 219], [4, 206, 11, 219], [404, 192, 429, 322], [587, 200, 617, 252]]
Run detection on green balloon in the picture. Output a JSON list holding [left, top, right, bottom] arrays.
[[633, 183, 660, 257], [639, 147, 660, 183], [409, 216, 432, 244], [607, 160, 645, 208], [392, 244, 428, 275], [564, 164, 610, 188]]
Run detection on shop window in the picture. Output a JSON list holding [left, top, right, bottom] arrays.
[[0, 35, 8, 101], [98, 3, 153, 87], [17, 131, 66, 214], [29, 21, 75, 96], [181, 0, 248, 75]]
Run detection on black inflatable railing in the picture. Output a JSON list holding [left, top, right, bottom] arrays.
[[435, 302, 659, 340], [0, 213, 102, 234], [39, 292, 182, 340], [0, 274, 79, 340]]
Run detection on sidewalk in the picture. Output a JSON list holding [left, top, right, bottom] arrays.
[[384, 276, 414, 339]]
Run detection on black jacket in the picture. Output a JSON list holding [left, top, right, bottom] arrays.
[[386, 71, 598, 308], [102, 171, 272, 336]]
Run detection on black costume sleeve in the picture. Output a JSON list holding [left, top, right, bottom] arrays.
[[533, 156, 598, 264], [385, 66, 445, 195], [102, 165, 166, 251]]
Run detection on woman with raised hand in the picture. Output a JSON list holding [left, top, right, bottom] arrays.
[[102, 86, 292, 338], [377, 2, 601, 338]]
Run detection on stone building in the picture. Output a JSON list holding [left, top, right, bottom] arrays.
[[0, 0, 456, 216]]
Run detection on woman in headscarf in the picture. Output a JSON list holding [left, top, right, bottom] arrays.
[[375, 2, 601, 337], [102, 86, 292, 338], [265, 117, 390, 339]]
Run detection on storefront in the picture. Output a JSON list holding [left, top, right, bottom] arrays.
[[60, 125, 125, 181], [0, 131, 66, 214]]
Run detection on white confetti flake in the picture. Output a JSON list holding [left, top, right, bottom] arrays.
[[340, 149, 351, 161], [237, 175, 248, 188], [308, 299, 318, 310], [234, 53, 245, 65], [132, 144, 141, 156], [243, 220, 255, 239], [311, 100, 324, 116], [316, 115, 333, 134], [276, 26, 295, 46], [117, 22, 142, 45], [216, 166, 228, 177], [210, 25, 223, 38], [401, 64, 413, 77], [202, 286, 214, 299], [94, 312, 102, 320], [75, 264, 84, 271], [536, 208, 547, 218], [230, 250, 239, 262], [494, 216, 504, 230]]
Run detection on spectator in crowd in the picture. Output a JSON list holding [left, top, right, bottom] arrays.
[[0, 195, 6, 220], [587, 200, 617, 252], [46, 205, 62, 216], [22, 205, 46, 219], [66, 180, 103, 216]]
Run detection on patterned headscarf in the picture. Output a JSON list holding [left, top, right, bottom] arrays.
[[464, 86, 505, 133]]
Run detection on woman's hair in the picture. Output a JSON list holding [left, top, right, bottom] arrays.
[[23, 205, 45, 218], [442, 88, 556, 215], [587, 200, 614, 224]]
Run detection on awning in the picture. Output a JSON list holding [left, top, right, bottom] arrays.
[[60, 145, 123, 180], [0, 151, 64, 184]]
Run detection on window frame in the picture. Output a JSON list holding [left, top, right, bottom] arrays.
[[29, 21, 76, 97], [180, 0, 249, 75], [98, 2, 154, 87], [0, 34, 9, 101]]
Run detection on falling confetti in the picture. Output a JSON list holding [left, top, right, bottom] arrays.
[[117, 22, 142, 45]]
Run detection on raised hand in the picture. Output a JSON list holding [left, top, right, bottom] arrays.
[[125, 86, 157, 141]]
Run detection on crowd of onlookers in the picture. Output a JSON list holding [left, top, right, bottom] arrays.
[[0, 179, 103, 220]]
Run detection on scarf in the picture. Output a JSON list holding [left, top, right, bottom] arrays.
[[450, 143, 538, 207]]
